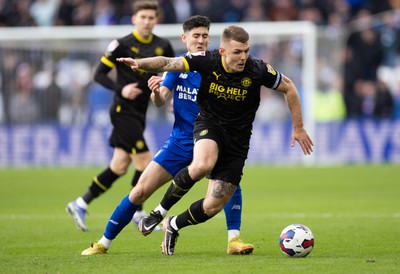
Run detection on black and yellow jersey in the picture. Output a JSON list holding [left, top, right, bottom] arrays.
[[95, 30, 174, 119], [183, 49, 282, 132]]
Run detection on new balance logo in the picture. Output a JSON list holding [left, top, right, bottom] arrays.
[[179, 73, 188, 79]]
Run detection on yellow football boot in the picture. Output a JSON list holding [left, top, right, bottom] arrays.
[[227, 236, 254, 255], [81, 242, 108, 255]]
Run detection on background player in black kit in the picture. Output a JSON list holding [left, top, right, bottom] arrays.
[[117, 25, 314, 255], [66, 0, 174, 232]]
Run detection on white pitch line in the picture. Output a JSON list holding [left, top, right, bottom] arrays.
[[0, 212, 399, 220], [215, 212, 400, 219], [0, 213, 111, 220]]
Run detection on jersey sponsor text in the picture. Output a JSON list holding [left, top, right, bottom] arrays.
[[176, 84, 198, 102], [208, 82, 247, 101]]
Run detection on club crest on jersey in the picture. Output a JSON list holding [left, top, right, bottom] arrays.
[[155, 47, 164, 56], [241, 77, 252, 87], [267, 64, 277, 75]]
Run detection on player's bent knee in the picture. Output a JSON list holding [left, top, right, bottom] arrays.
[[129, 187, 147, 204], [109, 164, 129, 176], [202, 202, 225, 217], [189, 164, 212, 179]]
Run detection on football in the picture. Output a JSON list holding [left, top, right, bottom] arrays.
[[279, 224, 314, 257]]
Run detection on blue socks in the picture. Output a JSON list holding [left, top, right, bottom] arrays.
[[224, 185, 242, 231], [104, 195, 139, 240], [102, 186, 242, 240]]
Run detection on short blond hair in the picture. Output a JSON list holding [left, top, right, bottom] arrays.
[[221, 25, 249, 44]]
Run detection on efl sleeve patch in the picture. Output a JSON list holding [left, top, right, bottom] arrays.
[[106, 39, 119, 54], [266, 64, 277, 76]]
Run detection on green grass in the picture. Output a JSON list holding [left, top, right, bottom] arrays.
[[0, 165, 399, 273]]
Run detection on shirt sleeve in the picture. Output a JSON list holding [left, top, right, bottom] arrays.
[[100, 39, 121, 67], [161, 71, 178, 91], [183, 51, 209, 73], [262, 62, 282, 90]]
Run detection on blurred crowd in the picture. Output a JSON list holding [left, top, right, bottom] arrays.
[[0, 0, 394, 26], [1, 0, 400, 125]]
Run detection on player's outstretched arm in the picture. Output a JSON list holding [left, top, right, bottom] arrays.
[[117, 56, 186, 73], [276, 74, 314, 155]]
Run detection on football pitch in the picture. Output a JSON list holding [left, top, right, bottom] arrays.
[[0, 165, 399, 273]]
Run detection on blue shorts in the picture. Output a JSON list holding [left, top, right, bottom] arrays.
[[153, 137, 193, 176]]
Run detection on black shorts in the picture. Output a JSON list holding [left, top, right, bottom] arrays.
[[193, 116, 251, 186], [109, 105, 149, 154]]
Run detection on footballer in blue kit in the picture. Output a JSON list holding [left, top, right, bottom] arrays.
[[152, 68, 200, 176]]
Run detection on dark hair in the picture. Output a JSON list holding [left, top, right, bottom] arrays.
[[221, 25, 249, 43], [133, 0, 159, 15], [182, 15, 211, 33]]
